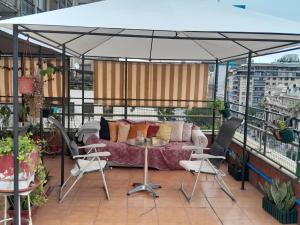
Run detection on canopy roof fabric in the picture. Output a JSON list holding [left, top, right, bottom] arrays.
[[1, 0, 300, 61]]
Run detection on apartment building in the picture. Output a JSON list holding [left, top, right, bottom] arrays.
[[229, 61, 300, 112]]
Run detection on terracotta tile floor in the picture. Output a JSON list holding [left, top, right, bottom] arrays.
[[26, 156, 295, 225]]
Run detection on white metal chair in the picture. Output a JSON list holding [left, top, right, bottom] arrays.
[[48, 116, 111, 203], [179, 117, 244, 202]]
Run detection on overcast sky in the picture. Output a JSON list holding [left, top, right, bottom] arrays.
[[221, 0, 300, 63]]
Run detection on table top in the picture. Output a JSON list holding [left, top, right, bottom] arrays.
[[127, 138, 168, 148]]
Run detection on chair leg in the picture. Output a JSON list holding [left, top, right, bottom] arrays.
[[4, 196, 7, 225], [27, 194, 33, 225], [214, 173, 235, 201], [99, 166, 110, 200], [180, 160, 204, 202], [59, 174, 82, 203]]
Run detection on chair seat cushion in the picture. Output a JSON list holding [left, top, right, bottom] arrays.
[[179, 160, 218, 175], [71, 159, 107, 176]]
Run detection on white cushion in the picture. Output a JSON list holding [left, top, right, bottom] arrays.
[[166, 121, 184, 142], [71, 159, 107, 176], [182, 122, 193, 142], [191, 130, 208, 147], [179, 160, 218, 175]]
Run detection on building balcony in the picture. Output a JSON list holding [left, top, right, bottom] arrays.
[[0, 0, 17, 17]]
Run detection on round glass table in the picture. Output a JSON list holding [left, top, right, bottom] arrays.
[[126, 138, 168, 197]]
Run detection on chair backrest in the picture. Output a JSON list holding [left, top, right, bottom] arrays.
[[215, 117, 243, 149], [209, 117, 243, 166], [47, 116, 79, 157]]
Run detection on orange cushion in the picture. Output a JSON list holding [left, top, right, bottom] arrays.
[[128, 123, 149, 139], [108, 122, 118, 142]]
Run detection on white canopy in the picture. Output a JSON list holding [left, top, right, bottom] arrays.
[[1, 0, 300, 61]]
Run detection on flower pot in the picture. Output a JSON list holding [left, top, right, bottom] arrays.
[[228, 163, 248, 181], [279, 128, 294, 144], [47, 145, 60, 154], [18, 77, 33, 94], [0, 151, 39, 191], [262, 197, 298, 224], [7, 206, 38, 225], [220, 108, 231, 119]]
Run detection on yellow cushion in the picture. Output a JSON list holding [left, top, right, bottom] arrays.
[[108, 122, 118, 142], [128, 123, 149, 139], [117, 123, 130, 142], [156, 123, 172, 141]]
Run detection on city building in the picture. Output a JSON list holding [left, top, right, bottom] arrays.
[[229, 60, 300, 112]]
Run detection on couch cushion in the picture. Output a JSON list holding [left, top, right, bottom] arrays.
[[156, 123, 172, 141], [108, 122, 118, 142], [100, 117, 110, 140], [117, 123, 130, 142], [166, 121, 184, 142], [147, 124, 160, 138], [128, 123, 149, 139], [182, 122, 193, 142]]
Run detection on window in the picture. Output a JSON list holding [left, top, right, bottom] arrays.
[[103, 106, 113, 115], [83, 103, 94, 114]]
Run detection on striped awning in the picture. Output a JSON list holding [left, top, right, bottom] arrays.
[[94, 61, 208, 107], [0, 57, 68, 103]]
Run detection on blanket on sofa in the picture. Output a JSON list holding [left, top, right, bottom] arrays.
[[86, 134, 193, 170]]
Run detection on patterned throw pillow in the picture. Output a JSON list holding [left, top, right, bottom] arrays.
[[100, 117, 110, 140], [156, 123, 172, 141], [117, 123, 130, 142], [147, 124, 160, 138], [108, 122, 118, 142], [128, 123, 149, 139], [182, 122, 193, 142], [166, 121, 184, 142]]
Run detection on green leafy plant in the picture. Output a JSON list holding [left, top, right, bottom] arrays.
[[0, 133, 37, 161], [212, 100, 225, 111], [259, 179, 296, 212], [0, 106, 11, 127], [228, 150, 248, 169], [276, 119, 288, 130]]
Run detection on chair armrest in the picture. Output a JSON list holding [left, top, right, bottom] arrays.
[[73, 151, 111, 159], [191, 153, 225, 160], [182, 146, 204, 150], [78, 143, 106, 149]]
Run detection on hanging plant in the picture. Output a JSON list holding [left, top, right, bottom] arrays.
[[272, 119, 295, 144], [212, 100, 231, 119], [40, 62, 61, 82]]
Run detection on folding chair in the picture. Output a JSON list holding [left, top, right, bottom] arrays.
[[179, 117, 244, 202], [48, 116, 111, 203]]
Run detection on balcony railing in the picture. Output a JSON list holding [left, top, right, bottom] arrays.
[[0, 97, 299, 178], [0, 0, 17, 10]]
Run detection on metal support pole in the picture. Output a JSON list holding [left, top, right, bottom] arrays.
[[61, 44, 66, 186], [224, 61, 229, 102], [212, 60, 218, 143], [263, 111, 269, 155], [38, 46, 43, 141], [81, 55, 85, 124], [241, 51, 252, 190], [67, 58, 71, 135], [124, 58, 128, 119], [13, 24, 20, 225]]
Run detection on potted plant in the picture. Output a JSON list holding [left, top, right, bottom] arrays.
[[7, 159, 48, 225], [213, 100, 231, 119], [259, 180, 297, 224], [227, 150, 249, 181], [0, 133, 40, 191], [272, 119, 295, 144], [0, 105, 11, 138]]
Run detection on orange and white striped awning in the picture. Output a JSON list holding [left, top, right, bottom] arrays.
[[94, 61, 208, 107], [0, 57, 68, 103]]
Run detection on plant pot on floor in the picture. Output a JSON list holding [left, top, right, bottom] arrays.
[[228, 163, 248, 181], [262, 197, 298, 224], [0, 151, 39, 191], [7, 206, 38, 225]]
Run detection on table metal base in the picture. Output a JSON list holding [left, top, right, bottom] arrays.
[[127, 183, 161, 197]]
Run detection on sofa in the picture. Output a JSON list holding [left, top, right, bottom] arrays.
[[81, 119, 208, 170]]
